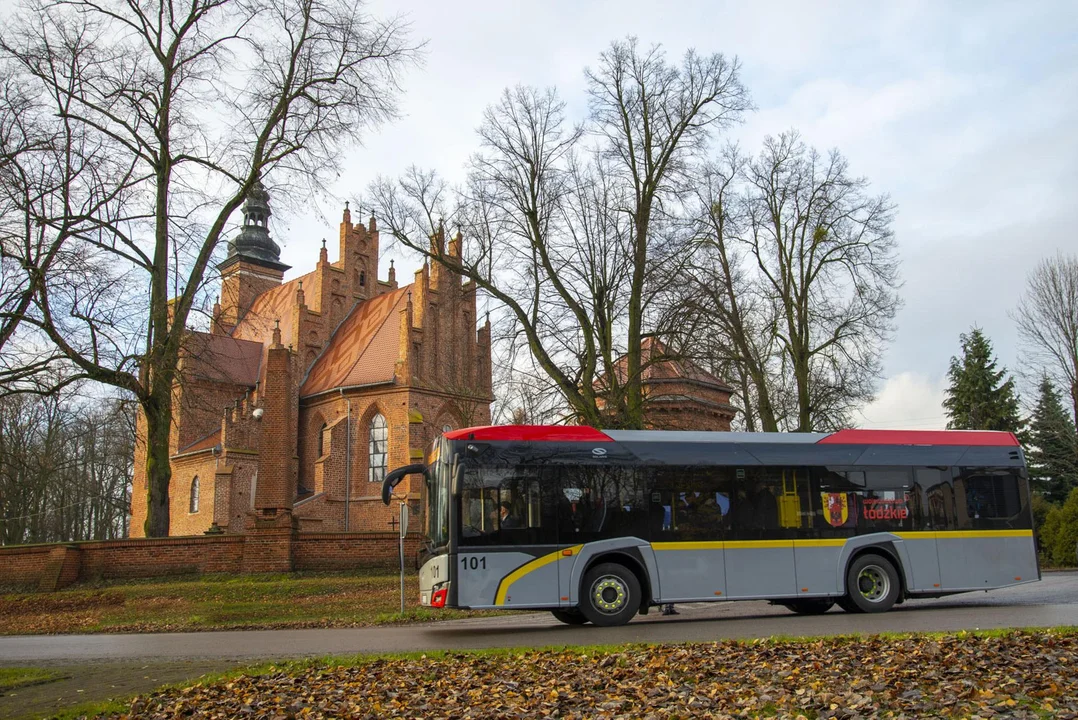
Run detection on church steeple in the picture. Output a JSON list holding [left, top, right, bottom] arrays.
[[215, 180, 290, 334], [220, 180, 290, 273]]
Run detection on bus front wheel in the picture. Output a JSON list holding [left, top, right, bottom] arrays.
[[580, 562, 641, 627], [844, 554, 900, 613], [551, 608, 589, 625]]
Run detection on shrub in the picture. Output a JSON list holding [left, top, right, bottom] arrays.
[[1041, 486, 1078, 567]]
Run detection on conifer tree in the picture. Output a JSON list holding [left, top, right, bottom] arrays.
[[1028, 376, 1078, 503], [943, 328, 1023, 433]]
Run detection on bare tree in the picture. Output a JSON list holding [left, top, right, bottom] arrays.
[[0, 0, 419, 535], [374, 39, 750, 429], [679, 133, 900, 432], [0, 390, 133, 545], [1013, 253, 1078, 425], [682, 151, 784, 431]]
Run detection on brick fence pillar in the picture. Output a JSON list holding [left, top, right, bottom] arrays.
[[241, 511, 296, 573], [39, 545, 82, 592]]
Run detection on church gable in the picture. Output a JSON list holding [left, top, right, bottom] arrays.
[[300, 287, 408, 397]]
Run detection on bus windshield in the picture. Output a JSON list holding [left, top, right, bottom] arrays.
[[425, 441, 450, 549]]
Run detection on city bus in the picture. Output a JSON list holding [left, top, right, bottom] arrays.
[[381, 425, 1038, 627]]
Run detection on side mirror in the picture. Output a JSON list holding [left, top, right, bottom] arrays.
[[381, 463, 426, 505]]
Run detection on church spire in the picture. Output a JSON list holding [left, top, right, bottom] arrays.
[[221, 180, 290, 272]]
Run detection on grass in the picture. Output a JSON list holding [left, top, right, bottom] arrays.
[[0, 667, 65, 693], [0, 570, 504, 635]]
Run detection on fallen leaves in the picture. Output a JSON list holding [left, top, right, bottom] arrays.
[[68, 630, 1078, 719]]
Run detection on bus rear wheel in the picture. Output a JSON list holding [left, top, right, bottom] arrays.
[[551, 608, 589, 625], [845, 554, 900, 613], [580, 562, 640, 627], [781, 599, 835, 615]]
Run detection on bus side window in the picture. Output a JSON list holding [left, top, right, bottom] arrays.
[[676, 466, 731, 541], [861, 469, 914, 532], [954, 467, 1027, 530], [915, 467, 953, 531], [811, 467, 859, 537], [729, 468, 784, 539]]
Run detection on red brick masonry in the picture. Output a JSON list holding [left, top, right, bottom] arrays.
[[0, 531, 422, 591]]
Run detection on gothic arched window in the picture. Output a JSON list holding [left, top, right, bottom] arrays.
[[189, 477, 200, 513], [317, 422, 327, 457], [369, 413, 388, 483]]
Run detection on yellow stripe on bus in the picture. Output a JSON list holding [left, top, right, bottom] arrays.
[[494, 545, 583, 606], [652, 539, 846, 551], [897, 530, 1033, 540], [651, 531, 1031, 552]]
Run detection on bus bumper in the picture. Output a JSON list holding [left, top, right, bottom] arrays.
[[421, 582, 450, 608]]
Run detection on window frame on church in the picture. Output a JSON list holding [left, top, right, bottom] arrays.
[[189, 476, 200, 514], [369, 413, 388, 484], [317, 422, 327, 458]]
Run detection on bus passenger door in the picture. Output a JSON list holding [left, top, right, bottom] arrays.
[[908, 468, 944, 592], [649, 466, 729, 602], [725, 467, 797, 599]]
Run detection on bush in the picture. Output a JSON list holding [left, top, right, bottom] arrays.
[[1041, 487, 1078, 567]]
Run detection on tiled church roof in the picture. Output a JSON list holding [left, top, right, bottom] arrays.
[[180, 332, 263, 387], [299, 287, 409, 396], [177, 428, 222, 455], [230, 271, 314, 349]]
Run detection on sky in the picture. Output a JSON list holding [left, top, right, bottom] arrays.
[[271, 0, 1078, 431]]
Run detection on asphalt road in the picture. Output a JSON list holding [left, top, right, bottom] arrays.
[[2, 572, 1076, 664]]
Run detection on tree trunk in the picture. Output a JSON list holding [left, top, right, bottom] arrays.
[[624, 215, 649, 430], [794, 354, 812, 432], [752, 368, 780, 432], [142, 392, 172, 537]]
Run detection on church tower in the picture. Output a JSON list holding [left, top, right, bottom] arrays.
[[215, 181, 291, 334]]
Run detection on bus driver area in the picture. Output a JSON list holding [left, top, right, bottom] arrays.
[[383, 425, 1038, 627]]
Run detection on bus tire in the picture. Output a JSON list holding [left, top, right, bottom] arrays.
[[550, 608, 589, 625], [845, 554, 900, 613], [781, 599, 834, 615], [580, 562, 641, 627]]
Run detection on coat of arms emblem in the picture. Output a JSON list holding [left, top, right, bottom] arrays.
[[823, 492, 850, 527]]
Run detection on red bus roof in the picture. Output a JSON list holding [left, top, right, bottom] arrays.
[[816, 429, 1020, 447], [442, 425, 1020, 447], [443, 425, 614, 442]]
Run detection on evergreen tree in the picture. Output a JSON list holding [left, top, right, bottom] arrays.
[[943, 328, 1024, 433], [1028, 376, 1078, 503]]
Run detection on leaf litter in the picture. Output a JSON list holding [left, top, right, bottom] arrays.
[[74, 630, 1077, 719]]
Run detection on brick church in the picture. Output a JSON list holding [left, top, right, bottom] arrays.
[[128, 183, 493, 537]]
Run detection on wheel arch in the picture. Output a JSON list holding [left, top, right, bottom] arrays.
[[581, 550, 653, 610], [846, 543, 907, 598]]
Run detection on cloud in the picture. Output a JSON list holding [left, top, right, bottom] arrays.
[[856, 372, 949, 430]]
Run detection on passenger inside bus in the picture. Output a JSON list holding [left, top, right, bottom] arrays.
[[499, 501, 522, 529]]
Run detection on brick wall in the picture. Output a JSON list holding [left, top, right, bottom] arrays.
[[0, 545, 54, 587], [0, 532, 421, 591], [293, 532, 422, 571]]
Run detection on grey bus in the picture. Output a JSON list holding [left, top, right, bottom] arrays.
[[381, 425, 1038, 627]]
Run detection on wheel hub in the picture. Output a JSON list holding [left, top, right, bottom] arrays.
[[857, 565, 890, 602], [591, 576, 628, 614]]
